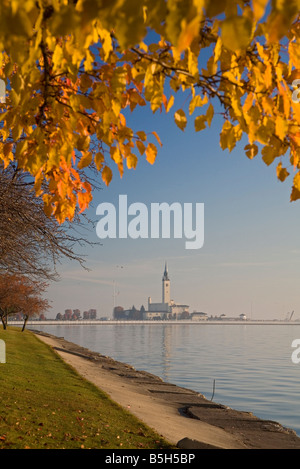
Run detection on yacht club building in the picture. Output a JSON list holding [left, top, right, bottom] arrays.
[[143, 263, 189, 320], [113, 263, 189, 320]]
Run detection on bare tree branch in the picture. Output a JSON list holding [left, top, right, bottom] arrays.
[[0, 166, 98, 281]]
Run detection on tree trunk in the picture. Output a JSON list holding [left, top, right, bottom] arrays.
[[22, 314, 29, 332], [1, 315, 7, 330]]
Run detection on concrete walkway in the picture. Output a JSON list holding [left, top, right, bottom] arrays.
[[34, 331, 300, 449]]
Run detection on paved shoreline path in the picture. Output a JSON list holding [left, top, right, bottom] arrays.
[[34, 330, 300, 449]]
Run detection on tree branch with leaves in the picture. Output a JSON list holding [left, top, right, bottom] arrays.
[[0, 166, 97, 281], [0, 0, 299, 223], [0, 274, 49, 331]]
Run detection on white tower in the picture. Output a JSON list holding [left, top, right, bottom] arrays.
[[162, 262, 170, 305]]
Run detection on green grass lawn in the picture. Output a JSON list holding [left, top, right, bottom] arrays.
[[0, 327, 173, 449]]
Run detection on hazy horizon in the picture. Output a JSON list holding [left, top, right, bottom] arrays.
[[45, 103, 300, 321]]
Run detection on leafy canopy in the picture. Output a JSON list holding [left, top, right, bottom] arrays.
[[0, 0, 300, 222], [0, 167, 96, 281], [0, 273, 49, 329]]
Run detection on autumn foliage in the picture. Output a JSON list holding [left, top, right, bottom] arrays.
[[0, 274, 49, 330], [0, 167, 95, 281], [0, 0, 300, 222]]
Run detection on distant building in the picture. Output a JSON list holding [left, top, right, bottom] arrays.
[[89, 309, 97, 319], [191, 312, 208, 321], [64, 309, 73, 320], [113, 306, 125, 319], [72, 309, 81, 320], [142, 310, 164, 320], [217, 313, 247, 321], [83, 309, 97, 319], [113, 263, 189, 320], [144, 263, 189, 319], [113, 305, 144, 320], [146, 263, 170, 315]]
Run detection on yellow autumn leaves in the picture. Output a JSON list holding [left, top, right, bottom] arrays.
[[174, 101, 213, 133], [0, 0, 300, 222]]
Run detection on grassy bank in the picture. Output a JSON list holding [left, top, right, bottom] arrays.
[[0, 327, 173, 449]]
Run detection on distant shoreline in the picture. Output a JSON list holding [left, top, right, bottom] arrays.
[[8, 319, 300, 326]]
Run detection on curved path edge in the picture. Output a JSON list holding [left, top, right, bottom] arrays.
[[32, 330, 300, 450]]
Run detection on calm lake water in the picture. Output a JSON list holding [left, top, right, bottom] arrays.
[[30, 323, 300, 436]]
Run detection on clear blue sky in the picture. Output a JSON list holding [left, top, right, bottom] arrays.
[[46, 97, 300, 320]]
